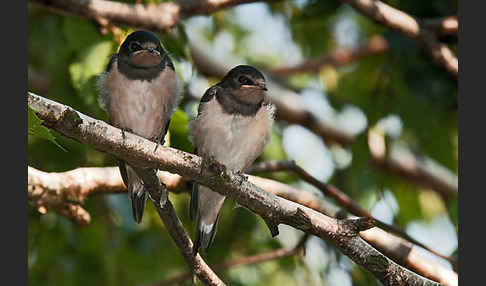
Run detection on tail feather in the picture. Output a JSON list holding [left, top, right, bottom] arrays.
[[189, 148, 199, 221], [119, 161, 148, 224], [193, 213, 220, 256], [130, 188, 148, 224], [191, 185, 225, 255], [189, 181, 198, 221]]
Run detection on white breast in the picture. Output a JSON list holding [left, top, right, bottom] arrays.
[[189, 99, 274, 171], [98, 61, 180, 140]]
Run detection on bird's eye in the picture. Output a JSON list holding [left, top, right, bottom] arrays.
[[129, 42, 143, 52], [238, 76, 253, 85]]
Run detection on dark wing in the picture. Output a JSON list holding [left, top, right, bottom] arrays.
[[155, 67, 179, 146], [118, 159, 129, 189], [189, 86, 219, 221], [197, 85, 219, 115], [97, 53, 118, 114], [155, 118, 171, 147], [189, 147, 198, 221], [106, 53, 118, 72]]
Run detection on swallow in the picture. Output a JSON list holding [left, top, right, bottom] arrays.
[[98, 30, 180, 223], [188, 65, 275, 254]]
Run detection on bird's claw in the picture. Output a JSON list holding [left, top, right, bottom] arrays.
[[208, 156, 225, 175], [121, 128, 133, 140], [152, 135, 166, 153]]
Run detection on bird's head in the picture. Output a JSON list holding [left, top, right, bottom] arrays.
[[220, 65, 267, 105], [118, 30, 172, 70]]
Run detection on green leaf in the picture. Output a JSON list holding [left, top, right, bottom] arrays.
[[69, 41, 113, 92], [28, 107, 67, 152], [63, 16, 109, 54], [168, 109, 193, 152], [64, 16, 114, 114]]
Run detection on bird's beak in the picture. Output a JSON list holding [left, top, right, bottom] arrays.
[[130, 48, 162, 67], [147, 48, 160, 56], [258, 83, 267, 91]]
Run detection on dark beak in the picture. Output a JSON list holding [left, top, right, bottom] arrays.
[[147, 48, 159, 55], [259, 83, 267, 91]]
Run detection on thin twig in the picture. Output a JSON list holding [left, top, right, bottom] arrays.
[[368, 129, 458, 200], [135, 168, 225, 286], [247, 160, 456, 267], [92, 16, 125, 44], [151, 235, 309, 286], [423, 16, 458, 37], [268, 35, 389, 76]]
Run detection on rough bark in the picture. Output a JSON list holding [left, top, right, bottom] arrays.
[[28, 165, 457, 286], [28, 92, 443, 286]]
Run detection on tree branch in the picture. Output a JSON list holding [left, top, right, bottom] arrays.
[[28, 92, 444, 285], [424, 16, 458, 37], [27, 164, 457, 285], [29, 94, 225, 284], [29, 52, 458, 203], [29, 0, 274, 33], [29, 169, 224, 286], [28, 166, 122, 225], [246, 160, 456, 267], [31, 0, 457, 78], [268, 35, 389, 77], [368, 129, 458, 200], [339, 0, 458, 77]]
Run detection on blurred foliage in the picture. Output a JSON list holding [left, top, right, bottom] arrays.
[[28, 0, 457, 285]]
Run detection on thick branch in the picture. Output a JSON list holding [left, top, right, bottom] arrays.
[[29, 0, 272, 33], [27, 165, 457, 285], [28, 166, 123, 225], [29, 96, 224, 284], [339, 0, 458, 77], [28, 92, 443, 286]]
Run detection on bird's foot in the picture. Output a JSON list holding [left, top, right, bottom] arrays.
[[121, 128, 133, 140], [201, 155, 226, 178], [152, 135, 165, 153], [236, 170, 248, 181], [207, 155, 226, 176], [263, 217, 280, 237]]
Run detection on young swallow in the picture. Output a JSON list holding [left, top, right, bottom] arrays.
[[188, 65, 275, 255], [98, 30, 180, 223]]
